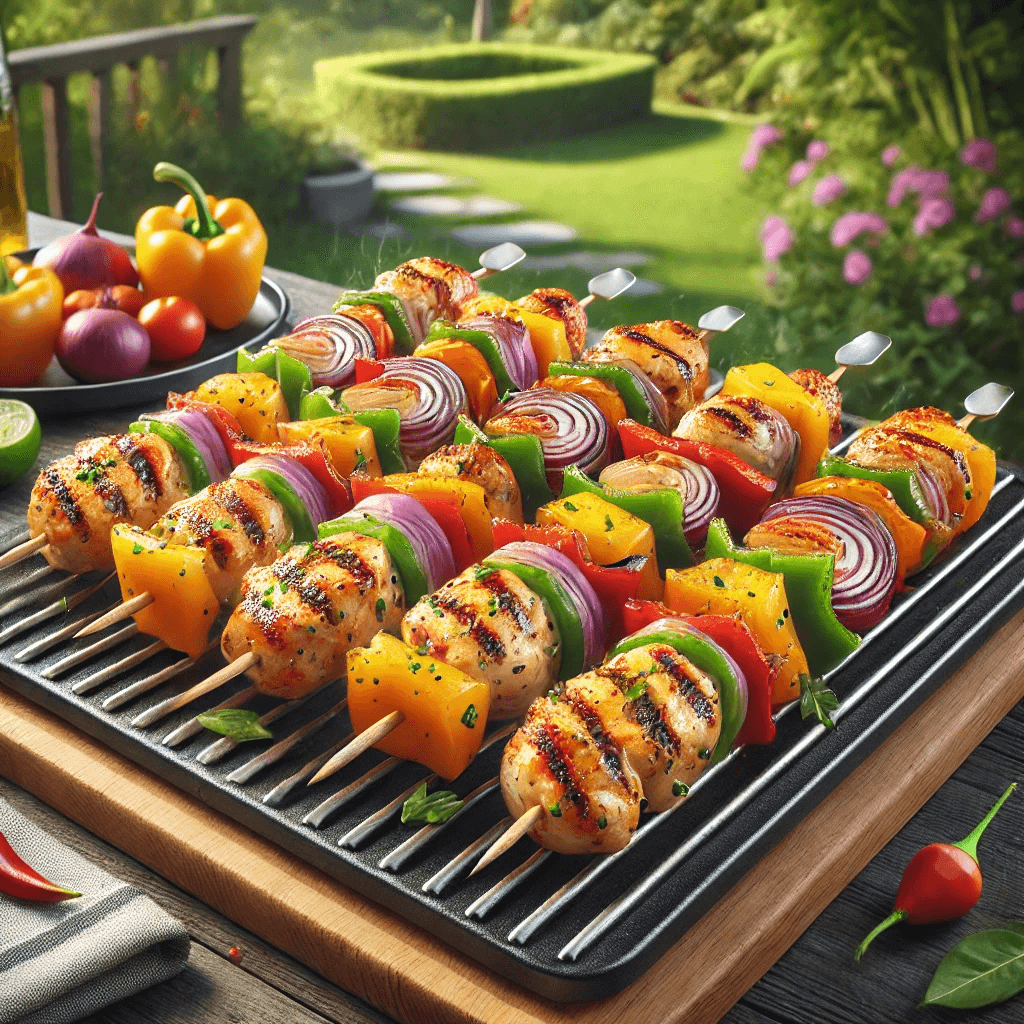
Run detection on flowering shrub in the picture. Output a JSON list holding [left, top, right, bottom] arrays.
[[745, 124, 1024, 458]]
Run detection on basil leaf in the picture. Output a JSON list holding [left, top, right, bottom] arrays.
[[799, 673, 839, 729], [919, 928, 1024, 1009], [401, 782, 464, 824], [1003, 922, 1024, 937], [196, 709, 273, 742]]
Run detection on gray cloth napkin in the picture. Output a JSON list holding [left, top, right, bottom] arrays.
[[0, 798, 190, 1024]]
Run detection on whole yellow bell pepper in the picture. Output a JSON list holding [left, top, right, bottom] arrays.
[[0, 257, 63, 386], [136, 162, 267, 331]]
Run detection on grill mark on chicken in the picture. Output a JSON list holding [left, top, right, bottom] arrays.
[[113, 435, 162, 500], [42, 468, 84, 525], [704, 405, 751, 439], [656, 651, 717, 723], [535, 719, 585, 808], [568, 696, 631, 789], [478, 572, 535, 634], [432, 592, 506, 661], [93, 476, 128, 519], [178, 505, 232, 569], [884, 428, 971, 486], [617, 328, 696, 380], [214, 483, 266, 547], [395, 265, 454, 317]]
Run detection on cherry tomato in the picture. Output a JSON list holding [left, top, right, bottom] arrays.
[[139, 297, 206, 362], [62, 285, 147, 320]]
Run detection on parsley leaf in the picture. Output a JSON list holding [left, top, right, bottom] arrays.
[[401, 782, 464, 824], [799, 673, 839, 729]]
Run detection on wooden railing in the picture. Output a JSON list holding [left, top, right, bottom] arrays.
[[8, 15, 258, 219]]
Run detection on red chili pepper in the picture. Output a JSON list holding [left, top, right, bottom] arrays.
[[854, 781, 1016, 961], [0, 831, 81, 903], [618, 419, 777, 535], [622, 598, 777, 746]]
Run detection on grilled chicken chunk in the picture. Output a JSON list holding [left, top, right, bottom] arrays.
[[570, 643, 721, 812], [149, 478, 291, 602], [374, 257, 479, 344], [418, 443, 524, 524], [789, 367, 843, 447], [401, 564, 559, 720], [222, 535, 404, 699], [500, 697, 643, 855], [584, 321, 710, 428], [517, 287, 588, 360], [28, 433, 189, 574], [674, 394, 800, 487]]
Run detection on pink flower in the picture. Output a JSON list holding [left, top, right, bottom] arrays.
[[843, 250, 872, 285], [925, 294, 962, 327], [812, 174, 846, 206], [887, 166, 950, 207], [960, 138, 998, 174], [968, 264, 983, 280], [788, 160, 813, 186], [761, 216, 794, 261], [913, 197, 956, 236], [1013, 291, 1024, 313], [830, 211, 888, 247], [975, 187, 1012, 223], [806, 140, 829, 162], [1007, 218, 1024, 238], [881, 144, 902, 167], [740, 144, 761, 171], [751, 124, 781, 148]]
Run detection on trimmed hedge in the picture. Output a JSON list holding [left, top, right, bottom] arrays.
[[314, 43, 656, 151]]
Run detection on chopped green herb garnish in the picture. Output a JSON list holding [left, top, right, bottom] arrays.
[[375, 597, 386, 622], [698, 748, 711, 760], [563, 501, 578, 512], [543, 644, 559, 658], [597, 816, 607, 829], [196, 709, 273, 742], [799, 673, 840, 729], [353, 450, 367, 472], [211, 518, 234, 531], [460, 704, 478, 728], [604, 514, 615, 532], [672, 780, 689, 797], [132, 543, 143, 555], [401, 782, 464, 824], [548, 802, 562, 817], [307, 624, 316, 634], [713, 575, 726, 588], [624, 679, 648, 701]]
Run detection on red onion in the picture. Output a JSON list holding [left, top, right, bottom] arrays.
[[490, 541, 604, 670], [341, 357, 468, 470], [761, 495, 898, 632], [57, 309, 150, 383], [34, 193, 139, 293], [599, 452, 720, 548], [585, 354, 671, 436], [351, 493, 455, 593], [485, 388, 610, 493], [915, 465, 951, 526], [273, 315, 377, 388], [234, 455, 332, 530], [141, 408, 233, 483], [460, 315, 539, 391]]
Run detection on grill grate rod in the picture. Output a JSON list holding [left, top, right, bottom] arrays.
[[424, 817, 512, 896], [102, 652, 207, 712], [558, 529, 1024, 962], [45, 624, 140, 679], [504, 484, 1022, 944], [0, 568, 71, 618], [196, 692, 316, 766], [465, 849, 551, 920], [14, 601, 121, 663], [340, 775, 434, 849], [0, 573, 114, 646], [265, 734, 370, 809], [162, 684, 256, 746], [72, 640, 168, 694]]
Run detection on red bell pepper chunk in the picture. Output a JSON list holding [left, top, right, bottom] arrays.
[[494, 520, 647, 641], [618, 419, 776, 536], [354, 355, 386, 384], [166, 392, 250, 461], [231, 439, 353, 519], [350, 476, 476, 574], [622, 598, 777, 746]]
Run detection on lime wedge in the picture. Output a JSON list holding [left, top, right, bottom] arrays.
[[0, 399, 42, 486]]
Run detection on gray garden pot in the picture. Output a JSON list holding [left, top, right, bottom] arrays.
[[303, 159, 376, 228]]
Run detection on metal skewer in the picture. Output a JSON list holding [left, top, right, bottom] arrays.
[[577, 268, 636, 310], [827, 331, 892, 383], [696, 304, 746, 341], [958, 382, 1014, 430], [470, 242, 526, 280]]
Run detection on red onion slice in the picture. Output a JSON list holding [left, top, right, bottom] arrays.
[[460, 315, 539, 392], [491, 540, 604, 670], [761, 495, 898, 632], [485, 388, 610, 492], [145, 408, 233, 483], [915, 465, 951, 526], [350, 493, 455, 593], [236, 455, 332, 530], [342, 357, 468, 470], [276, 314, 377, 388]]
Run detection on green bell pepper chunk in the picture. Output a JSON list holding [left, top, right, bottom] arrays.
[[454, 415, 554, 519], [129, 419, 210, 494], [319, 512, 427, 605], [547, 360, 659, 427], [299, 387, 405, 476], [610, 621, 744, 763], [817, 455, 934, 526], [481, 556, 584, 680], [704, 517, 860, 677], [333, 291, 415, 354], [237, 346, 313, 421], [232, 466, 314, 542], [426, 319, 518, 396], [559, 464, 695, 571]]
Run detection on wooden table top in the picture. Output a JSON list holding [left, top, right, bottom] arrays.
[[2, 213, 1021, 1024]]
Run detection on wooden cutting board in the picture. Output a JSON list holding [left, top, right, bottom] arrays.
[[2, 610, 1023, 1024]]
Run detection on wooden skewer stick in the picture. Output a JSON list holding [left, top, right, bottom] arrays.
[[827, 365, 847, 384], [469, 805, 544, 877], [75, 592, 153, 638], [957, 413, 976, 430], [0, 534, 48, 571], [307, 710, 405, 785]]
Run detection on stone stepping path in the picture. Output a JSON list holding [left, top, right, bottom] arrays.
[[374, 171, 473, 193], [450, 220, 577, 247], [389, 194, 523, 218], [364, 221, 407, 241]]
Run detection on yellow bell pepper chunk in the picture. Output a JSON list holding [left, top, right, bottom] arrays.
[[664, 558, 809, 705], [721, 363, 830, 485], [462, 296, 572, 377], [277, 417, 381, 478], [190, 372, 288, 443], [374, 473, 495, 560], [413, 337, 499, 423], [111, 525, 220, 660], [347, 632, 491, 780], [536, 491, 663, 601]]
